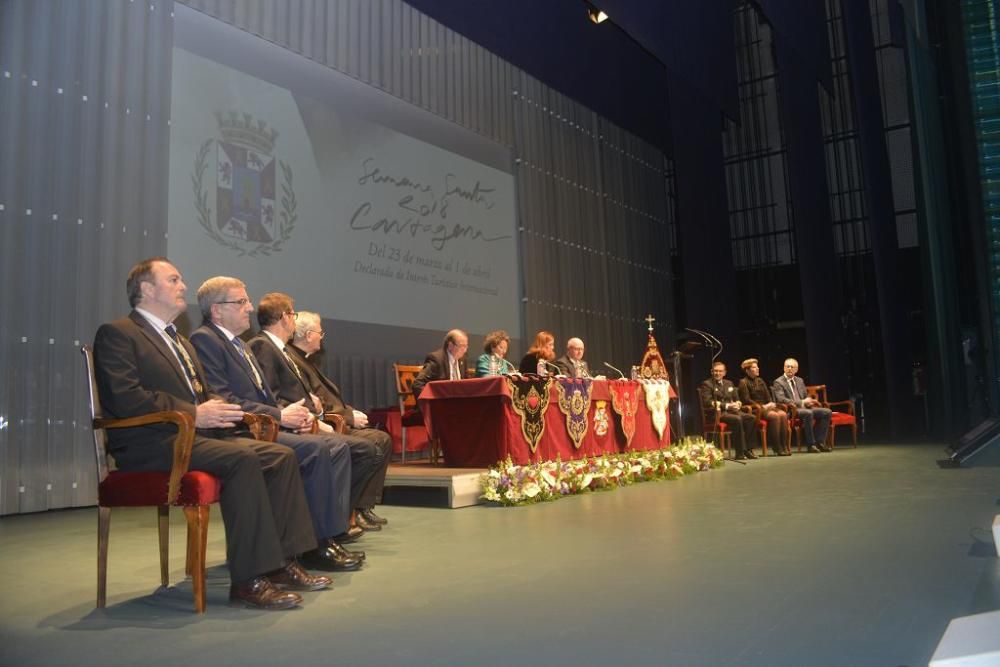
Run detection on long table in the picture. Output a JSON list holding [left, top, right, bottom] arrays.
[[417, 376, 670, 467]]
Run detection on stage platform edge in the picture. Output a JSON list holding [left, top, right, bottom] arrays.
[[930, 609, 1000, 666], [383, 463, 486, 509]]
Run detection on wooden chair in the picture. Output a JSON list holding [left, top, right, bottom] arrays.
[[747, 405, 771, 457], [321, 412, 348, 434], [806, 384, 857, 448], [701, 406, 731, 456], [392, 363, 436, 463], [82, 345, 275, 613]]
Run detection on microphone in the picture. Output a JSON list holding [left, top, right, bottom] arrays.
[[500, 357, 519, 374], [603, 361, 626, 380], [541, 360, 565, 376]]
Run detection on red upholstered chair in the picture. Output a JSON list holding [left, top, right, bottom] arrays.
[[82, 345, 274, 613], [393, 363, 435, 463], [746, 405, 773, 457], [702, 406, 731, 456], [807, 384, 857, 449]]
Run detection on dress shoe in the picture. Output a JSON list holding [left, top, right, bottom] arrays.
[[355, 512, 382, 531], [229, 576, 302, 610], [334, 526, 364, 544], [270, 561, 333, 590], [816, 443, 831, 452], [327, 539, 366, 561], [360, 508, 389, 526], [807, 444, 822, 453], [301, 546, 362, 572], [735, 453, 747, 460], [745, 450, 758, 460]]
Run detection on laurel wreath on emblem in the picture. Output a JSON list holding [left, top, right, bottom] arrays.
[[192, 138, 297, 257]]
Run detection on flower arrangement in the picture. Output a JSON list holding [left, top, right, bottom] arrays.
[[480, 437, 724, 506]]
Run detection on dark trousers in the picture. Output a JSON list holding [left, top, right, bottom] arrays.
[[114, 435, 315, 583], [350, 427, 392, 507], [317, 430, 381, 510], [719, 411, 757, 455], [796, 407, 832, 446], [276, 431, 352, 541]]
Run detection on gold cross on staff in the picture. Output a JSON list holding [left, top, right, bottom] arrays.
[[645, 314, 656, 332]]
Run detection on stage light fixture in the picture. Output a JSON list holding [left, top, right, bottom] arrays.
[[588, 8, 609, 24]]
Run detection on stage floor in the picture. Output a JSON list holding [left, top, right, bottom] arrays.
[[1, 443, 999, 667]]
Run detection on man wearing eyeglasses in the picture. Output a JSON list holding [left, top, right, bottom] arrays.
[[410, 329, 470, 401], [287, 311, 393, 529], [189, 277, 364, 571], [249, 293, 384, 538], [92, 258, 329, 610], [554, 337, 592, 379]]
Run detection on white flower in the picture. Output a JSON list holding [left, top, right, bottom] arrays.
[[523, 482, 541, 498]]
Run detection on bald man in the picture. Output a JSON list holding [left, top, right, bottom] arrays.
[[772, 358, 831, 453], [554, 337, 591, 379], [411, 329, 469, 400]]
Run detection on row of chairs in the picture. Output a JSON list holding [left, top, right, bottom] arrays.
[[82, 345, 348, 615], [703, 384, 858, 456]]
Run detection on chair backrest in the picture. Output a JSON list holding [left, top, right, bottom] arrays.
[[393, 363, 423, 411], [806, 384, 827, 406], [81, 345, 111, 483], [701, 405, 721, 434]]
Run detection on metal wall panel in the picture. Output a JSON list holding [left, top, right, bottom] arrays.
[[0, 0, 174, 514]]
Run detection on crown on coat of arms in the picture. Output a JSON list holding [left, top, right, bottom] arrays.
[[214, 111, 278, 154]]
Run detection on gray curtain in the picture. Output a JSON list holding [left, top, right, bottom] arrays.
[[0, 0, 175, 514]]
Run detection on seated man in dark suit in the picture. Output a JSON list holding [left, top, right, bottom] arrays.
[[189, 277, 363, 570], [411, 329, 469, 400], [554, 337, 592, 378], [698, 361, 758, 460], [288, 311, 393, 529], [92, 258, 330, 610], [248, 293, 383, 536], [772, 357, 832, 453]]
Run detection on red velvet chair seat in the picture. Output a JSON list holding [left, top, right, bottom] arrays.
[[830, 412, 855, 427], [98, 470, 222, 507]]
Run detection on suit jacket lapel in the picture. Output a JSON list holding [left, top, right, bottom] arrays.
[[128, 310, 191, 390], [209, 322, 275, 402]]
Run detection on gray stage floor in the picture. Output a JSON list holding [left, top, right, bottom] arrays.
[[1, 443, 998, 667]]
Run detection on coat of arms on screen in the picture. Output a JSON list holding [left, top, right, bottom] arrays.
[[192, 112, 296, 257]]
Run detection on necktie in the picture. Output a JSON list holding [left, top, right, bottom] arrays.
[[232, 337, 266, 398], [281, 346, 305, 382], [164, 324, 202, 401], [450, 358, 459, 381], [788, 377, 800, 401]]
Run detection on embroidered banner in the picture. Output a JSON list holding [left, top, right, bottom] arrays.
[[609, 380, 641, 448], [641, 379, 671, 442], [593, 400, 610, 437], [555, 377, 593, 449], [506, 376, 553, 453]]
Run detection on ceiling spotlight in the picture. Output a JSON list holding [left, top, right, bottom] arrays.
[[588, 8, 609, 24]]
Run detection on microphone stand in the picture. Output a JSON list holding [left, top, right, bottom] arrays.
[[541, 360, 565, 377], [603, 361, 627, 380]]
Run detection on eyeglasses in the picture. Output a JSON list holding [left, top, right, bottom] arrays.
[[218, 298, 251, 307], [307, 330, 325, 339], [285, 311, 298, 320]]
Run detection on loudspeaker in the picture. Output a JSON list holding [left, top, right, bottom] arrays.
[[950, 418, 1000, 466]]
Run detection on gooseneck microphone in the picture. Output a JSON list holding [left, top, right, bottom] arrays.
[[603, 361, 626, 380], [542, 360, 565, 376], [500, 357, 519, 374]]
